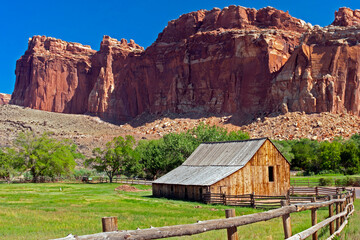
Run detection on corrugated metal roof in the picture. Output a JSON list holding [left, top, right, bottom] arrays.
[[153, 138, 268, 186], [183, 138, 267, 166], [152, 166, 242, 186]]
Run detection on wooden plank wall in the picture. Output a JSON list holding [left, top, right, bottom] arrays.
[[211, 139, 290, 196], [152, 184, 207, 201]]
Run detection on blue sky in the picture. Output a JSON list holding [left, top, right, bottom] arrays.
[[1, 0, 359, 94]]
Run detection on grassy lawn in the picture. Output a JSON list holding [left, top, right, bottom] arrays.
[[340, 199, 360, 240], [0, 183, 357, 240], [290, 174, 360, 186]]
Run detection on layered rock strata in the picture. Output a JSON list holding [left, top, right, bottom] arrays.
[[11, 6, 360, 122]]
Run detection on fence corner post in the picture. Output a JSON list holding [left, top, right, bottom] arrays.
[[102, 216, 118, 232], [225, 209, 238, 240], [281, 200, 292, 239]]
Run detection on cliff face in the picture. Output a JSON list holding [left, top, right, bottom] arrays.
[[11, 6, 360, 122], [12, 36, 96, 113], [270, 25, 360, 116]]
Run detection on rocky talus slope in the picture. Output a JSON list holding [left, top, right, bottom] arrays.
[[11, 6, 360, 123], [0, 105, 358, 158]]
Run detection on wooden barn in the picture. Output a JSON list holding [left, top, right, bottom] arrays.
[[152, 138, 290, 201]]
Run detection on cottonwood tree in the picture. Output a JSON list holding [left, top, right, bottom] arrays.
[[86, 135, 140, 183], [0, 148, 18, 182], [14, 131, 79, 182]]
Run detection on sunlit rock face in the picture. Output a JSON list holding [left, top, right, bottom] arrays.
[[269, 25, 360, 116], [0, 93, 10, 105], [11, 6, 360, 122]]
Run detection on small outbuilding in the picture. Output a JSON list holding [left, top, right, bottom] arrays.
[[152, 138, 290, 201]]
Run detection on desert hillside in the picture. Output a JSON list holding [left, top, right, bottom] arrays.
[[0, 104, 358, 158]]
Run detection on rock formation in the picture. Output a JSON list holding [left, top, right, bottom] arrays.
[[270, 24, 360, 116], [0, 93, 11, 105], [11, 6, 360, 123], [11, 36, 96, 113]]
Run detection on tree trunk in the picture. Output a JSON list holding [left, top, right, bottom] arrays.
[[31, 167, 38, 183]]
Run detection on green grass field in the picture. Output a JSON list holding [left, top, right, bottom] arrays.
[[290, 174, 360, 187], [0, 183, 358, 240]]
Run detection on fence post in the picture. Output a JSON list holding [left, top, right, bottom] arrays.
[[223, 194, 226, 205], [315, 187, 318, 196], [353, 188, 356, 203], [335, 194, 340, 230], [102, 217, 118, 232], [311, 197, 318, 240], [281, 200, 292, 238], [225, 209, 238, 240], [328, 196, 334, 235], [286, 190, 290, 201], [250, 193, 255, 208], [340, 194, 345, 225]]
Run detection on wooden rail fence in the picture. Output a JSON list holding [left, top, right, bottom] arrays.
[[53, 187, 355, 240], [84, 177, 152, 185], [203, 187, 348, 208]]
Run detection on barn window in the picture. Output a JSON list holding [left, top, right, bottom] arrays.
[[184, 187, 188, 199], [269, 166, 274, 182], [171, 185, 174, 192]]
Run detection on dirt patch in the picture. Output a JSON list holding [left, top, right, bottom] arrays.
[[114, 185, 142, 192]]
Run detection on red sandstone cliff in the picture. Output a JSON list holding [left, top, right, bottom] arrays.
[[11, 36, 96, 113], [11, 6, 360, 122], [269, 25, 360, 116]]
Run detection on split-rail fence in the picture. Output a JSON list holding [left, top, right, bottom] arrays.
[[54, 187, 355, 240], [203, 186, 348, 208]]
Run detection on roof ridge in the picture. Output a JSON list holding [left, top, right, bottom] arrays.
[[202, 137, 268, 144]]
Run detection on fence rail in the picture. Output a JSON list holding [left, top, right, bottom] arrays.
[[93, 177, 152, 185], [53, 187, 355, 240]]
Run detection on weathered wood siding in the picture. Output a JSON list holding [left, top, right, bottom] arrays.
[[211, 139, 290, 196], [152, 184, 207, 201]]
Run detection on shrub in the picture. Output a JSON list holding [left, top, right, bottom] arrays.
[[319, 178, 333, 186]]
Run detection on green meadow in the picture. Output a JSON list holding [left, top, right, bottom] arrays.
[[0, 183, 358, 240]]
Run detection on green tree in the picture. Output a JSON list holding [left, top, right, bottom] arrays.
[[14, 131, 79, 182], [0, 148, 18, 181], [340, 140, 360, 175], [291, 139, 320, 173], [318, 140, 342, 172], [272, 140, 295, 163], [136, 139, 166, 179], [189, 123, 249, 143], [86, 135, 140, 183]]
